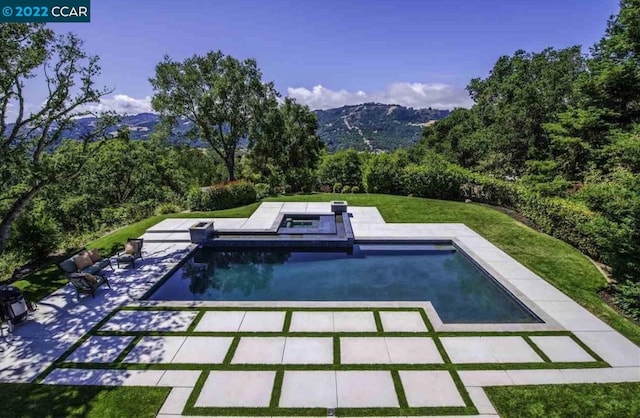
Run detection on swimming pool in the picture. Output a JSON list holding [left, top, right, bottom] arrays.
[[146, 243, 540, 323]]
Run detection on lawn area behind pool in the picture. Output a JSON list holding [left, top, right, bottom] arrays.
[[0, 384, 170, 418], [486, 382, 640, 418]]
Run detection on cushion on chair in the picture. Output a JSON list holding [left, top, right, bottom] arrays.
[[59, 259, 78, 273], [83, 273, 98, 284], [96, 259, 111, 269], [83, 265, 100, 274], [87, 249, 102, 263], [124, 241, 137, 254], [72, 252, 93, 270]]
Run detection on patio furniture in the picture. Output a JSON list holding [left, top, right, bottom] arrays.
[[117, 238, 144, 269], [67, 272, 111, 299], [58, 248, 113, 277]]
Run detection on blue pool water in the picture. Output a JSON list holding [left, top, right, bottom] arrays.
[[147, 244, 540, 323]]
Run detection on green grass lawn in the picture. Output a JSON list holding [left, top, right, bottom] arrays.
[[486, 382, 640, 418], [0, 384, 169, 418]]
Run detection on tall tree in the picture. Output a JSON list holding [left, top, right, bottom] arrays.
[[0, 23, 115, 254], [149, 51, 278, 181], [579, 0, 640, 125], [249, 98, 324, 191]]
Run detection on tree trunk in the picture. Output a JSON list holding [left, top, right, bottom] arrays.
[[225, 154, 236, 181], [0, 184, 43, 255]]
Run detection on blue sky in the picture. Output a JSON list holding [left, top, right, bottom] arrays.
[[49, 0, 619, 112]]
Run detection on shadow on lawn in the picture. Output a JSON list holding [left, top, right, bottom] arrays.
[[0, 383, 169, 418]]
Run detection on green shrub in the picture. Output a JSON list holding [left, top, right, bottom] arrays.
[[57, 194, 101, 231], [351, 186, 360, 193], [11, 210, 61, 260], [363, 153, 408, 194], [317, 149, 364, 190], [186, 181, 257, 211], [341, 185, 351, 194], [518, 195, 599, 258], [100, 200, 157, 227], [332, 182, 343, 193], [155, 202, 182, 215], [254, 183, 271, 200], [0, 251, 28, 282], [613, 282, 640, 321], [401, 164, 471, 200]]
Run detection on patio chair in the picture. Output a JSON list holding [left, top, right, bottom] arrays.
[[67, 272, 111, 300], [116, 238, 144, 269]]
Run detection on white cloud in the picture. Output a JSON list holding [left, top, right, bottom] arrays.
[[85, 94, 153, 115], [287, 82, 472, 110]]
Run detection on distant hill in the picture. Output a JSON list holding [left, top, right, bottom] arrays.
[[5, 103, 449, 152], [316, 103, 450, 152]]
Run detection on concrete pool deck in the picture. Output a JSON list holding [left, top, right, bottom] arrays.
[[1, 202, 639, 417]]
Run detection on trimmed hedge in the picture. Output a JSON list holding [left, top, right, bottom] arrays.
[[186, 181, 257, 211], [402, 163, 469, 200]]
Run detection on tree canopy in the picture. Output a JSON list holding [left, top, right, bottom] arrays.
[[149, 51, 278, 181], [0, 23, 115, 254]]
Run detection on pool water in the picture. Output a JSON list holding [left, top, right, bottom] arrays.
[[147, 244, 540, 323]]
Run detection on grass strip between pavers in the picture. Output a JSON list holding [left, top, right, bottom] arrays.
[[36, 304, 614, 417], [390, 369, 409, 409], [569, 333, 606, 362], [373, 310, 384, 332], [187, 310, 206, 333], [523, 335, 552, 363], [223, 336, 241, 365], [418, 308, 435, 332], [113, 335, 143, 364], [269, 370, 284, 408], [282, 310, 292, 333], [182, 368, 209, 415], [449, 369, 475, 408]]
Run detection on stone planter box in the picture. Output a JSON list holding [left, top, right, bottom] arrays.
[[189, 221, 214, 244], [331, 200, 348, 215]]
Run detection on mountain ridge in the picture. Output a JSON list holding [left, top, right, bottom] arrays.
[[6, 103, 450, 152]]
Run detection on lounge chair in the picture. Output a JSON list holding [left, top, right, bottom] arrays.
[[116, 238, 144, 269], [67, 272, 111, 299]]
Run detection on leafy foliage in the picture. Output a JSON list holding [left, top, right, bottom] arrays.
[[413, 0, 640, 321], [150, 51, 278, 181], [316, 149, 366, 190], [613, 282, 640, 321], [248, 97, 324, 192], [186, 181, 257, 211], [0, 23, 117, 254]]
